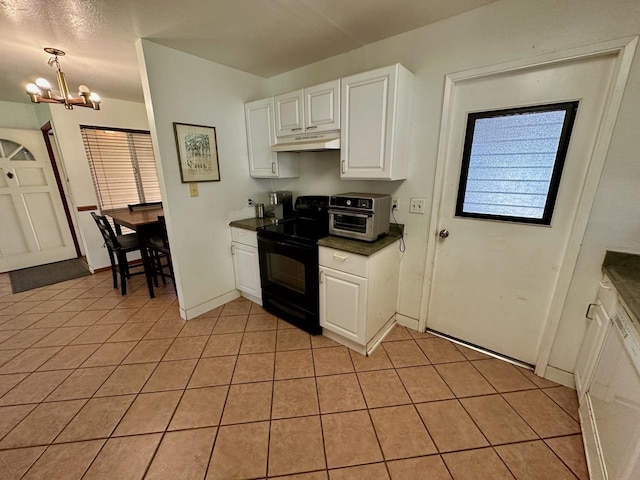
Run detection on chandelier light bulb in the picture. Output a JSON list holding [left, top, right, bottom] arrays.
[[35, 77, 52, 90], [25, 48, 102, 111], [26, 83, 41, 94]]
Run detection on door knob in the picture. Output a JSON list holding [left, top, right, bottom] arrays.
[[6, 171, 14, 179], [438, 229, 449, 239]]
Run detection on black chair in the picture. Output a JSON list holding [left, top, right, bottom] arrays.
[[128, 201, 163, 212], [144, 215, 175, 289], [91, 212, 145, 295]]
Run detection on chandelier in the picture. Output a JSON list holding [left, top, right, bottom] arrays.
[[26, 48, 101, 110]]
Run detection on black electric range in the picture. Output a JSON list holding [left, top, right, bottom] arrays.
[[257, 196, 330, 335]]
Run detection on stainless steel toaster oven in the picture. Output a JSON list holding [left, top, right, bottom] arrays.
[[328, 193, 391, 242]]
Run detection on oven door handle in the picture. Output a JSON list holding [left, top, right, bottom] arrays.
[[329, 209, 372, 218]]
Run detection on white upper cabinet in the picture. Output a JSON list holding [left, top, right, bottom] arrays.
[[245, 97, 298, 178], [275, 90, 304, 137], [340, 64, 414, 180], [275, 80, 340, 138], [305, 80, 340, 133]]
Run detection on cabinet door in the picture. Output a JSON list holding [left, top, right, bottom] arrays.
[[232, 242, 261, 298], [575, 302, 611, 398], [319, 266, 366, 343], [341, 65, 396, 179], [245, 98, 278, 177], [275, 90, 304, 137], [305, 80, 340, 133]]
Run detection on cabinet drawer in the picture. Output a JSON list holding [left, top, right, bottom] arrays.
[[319, 246, 368, 277], [231, 227, 258, 248], [598, 274, 618, 317]]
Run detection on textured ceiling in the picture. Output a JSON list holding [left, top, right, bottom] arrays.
[[0, 0, 497, 104]]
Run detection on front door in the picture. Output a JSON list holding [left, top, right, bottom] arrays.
[[427, 52, 618, 365], [0, 128, 76, 272]]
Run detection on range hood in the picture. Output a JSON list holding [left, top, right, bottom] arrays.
[[271, 132, 340, 152]]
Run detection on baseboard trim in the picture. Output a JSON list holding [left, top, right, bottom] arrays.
[[396, 313, 419, 331], [241, 291, 262, 306], [544, 365, 576, 389], [181, 289, 240, 320]]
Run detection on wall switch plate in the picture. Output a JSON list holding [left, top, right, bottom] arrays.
[[409, 198, 426, 214], [189, 183, 199, 197], [391, 197, 399, 211]]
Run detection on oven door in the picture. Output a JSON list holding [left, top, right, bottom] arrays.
[[257, 235, 321, 334]]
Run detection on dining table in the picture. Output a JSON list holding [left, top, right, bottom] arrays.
[[103, 207, 164, 298]]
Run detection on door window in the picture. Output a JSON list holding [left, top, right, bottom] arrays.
[[0, 139, 35, 161], [455, 102, 579, 225]]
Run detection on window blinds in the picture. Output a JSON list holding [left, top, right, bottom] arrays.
[[81, 127, 161, 210]]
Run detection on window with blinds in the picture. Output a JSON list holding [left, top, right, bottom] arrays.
[[81, 126, 161, 210], [455, 102, 579, 225]]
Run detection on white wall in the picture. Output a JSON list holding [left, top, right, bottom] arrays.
[[47, 99, 150, 270], [0, 101, 41, 129], [264, 0, 640, 374], [136, 40, 272, 318]]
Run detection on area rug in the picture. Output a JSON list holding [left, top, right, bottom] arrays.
[[9, 258, 91, 293]]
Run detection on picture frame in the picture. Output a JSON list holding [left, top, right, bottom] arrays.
[[173, 122, 220, 183]]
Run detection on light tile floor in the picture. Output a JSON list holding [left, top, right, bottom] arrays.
[[0, 270, 589, 479]]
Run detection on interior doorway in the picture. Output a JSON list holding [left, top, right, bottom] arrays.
[[41, 122, 82, 258]]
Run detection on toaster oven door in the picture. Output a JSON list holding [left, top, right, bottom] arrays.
[[329, 210, 372, 240]]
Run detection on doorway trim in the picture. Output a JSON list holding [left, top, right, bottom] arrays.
[[419, 36, 638, 377], [40, 122, 82, 258]]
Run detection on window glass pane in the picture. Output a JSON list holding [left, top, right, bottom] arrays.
[[456, 102, 578, 224], [0, 140, 35, 161], [131, 133, 161, 203]]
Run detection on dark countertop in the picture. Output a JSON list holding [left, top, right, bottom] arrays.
[[603, 250, 640, 320], [229, 217, 277, 231], [318, 224, 404, 256], [229, 218, 404, 257]]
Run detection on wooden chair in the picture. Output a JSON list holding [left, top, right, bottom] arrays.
[[91, 212, 145, 295], [144, 215, 175, 289], [127, 201, 163, 212]]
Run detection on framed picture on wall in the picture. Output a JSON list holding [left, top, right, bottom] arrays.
[[173, 122, 220, 183]]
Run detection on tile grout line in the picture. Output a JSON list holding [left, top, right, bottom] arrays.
[[202, 306, 244, 480], [138, 308, 216, 480]]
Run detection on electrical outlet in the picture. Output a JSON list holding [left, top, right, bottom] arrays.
[[409, 198, 426, 214], [391, 197, 399, 211], [189, 183, 199, 197]]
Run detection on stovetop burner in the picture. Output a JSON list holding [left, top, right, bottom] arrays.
[[258, 195, 330, 245]]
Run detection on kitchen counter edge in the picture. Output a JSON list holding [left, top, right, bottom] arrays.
[[318, 224, 404, 256], [229, 217, 277, 231], [603, 250, 640, 320]]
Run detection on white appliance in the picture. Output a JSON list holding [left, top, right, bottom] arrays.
[[580, 302, 640, 480]]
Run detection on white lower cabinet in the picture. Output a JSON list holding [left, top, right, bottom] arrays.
[[319, 241, 399, 354], [230, 227, 262, 305], [574, 301, 610, 397], [320, 268, 367, 343]]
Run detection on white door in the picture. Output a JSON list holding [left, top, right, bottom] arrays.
[[0, 128, 76, 272], [245, 98, 278, 177], [274, 90, 303, 137], [305, 80, 340, 133], [428, 53, 618, 364], [232, 242, 261, 298], [574, 302, 610, 397], [319, 266, 366, 343]]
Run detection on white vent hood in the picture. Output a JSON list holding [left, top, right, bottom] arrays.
[[271, 132, 340, 152]]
